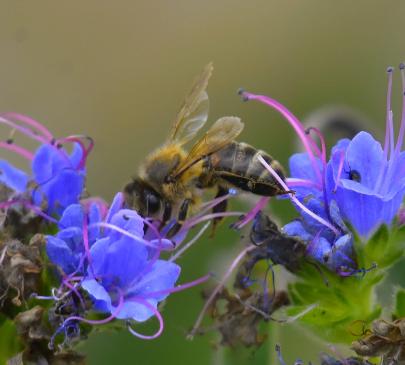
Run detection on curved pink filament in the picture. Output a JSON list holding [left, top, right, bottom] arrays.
[[169, 222, 210, 262], [241, 91, 322, 183], [383, 68, 394, 160], [286, 178, 322, 190], [63, 290, 124, 326], [88, 222, 174, 251], [333, 150, 346, 192], [394, 64, 405, 156], [0, 141, 34, 160], [0, 116, 48, 144], [258, 155, 339, 235], [232, 196, 269, 230], [1, 112, 53, 141], [127, 298, 164, 340], [181, 211, 244, 233]]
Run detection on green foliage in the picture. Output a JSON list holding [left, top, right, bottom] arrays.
[[0, 316, 22, 364], [287, 224, 405, 344], [393, 288, 405, 319]]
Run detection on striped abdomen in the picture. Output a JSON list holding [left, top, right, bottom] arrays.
[[209, 142, 286, 196]]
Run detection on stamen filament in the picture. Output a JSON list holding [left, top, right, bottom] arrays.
[[241, 91, 322, 183], [188, 245, 256, 339], [258, 155, 339, 235], [0, 116, 48, 144], [333, 150, 346, 192], [127, 298, 164, 340], [383, 67, 394, 160], [0, 141, 34, 160], [1, 112, 53, 141], [232, 196, 269, 230], [287, 178, 322, 190], [169, 222, 210, 262], [88, 222, 174, 250], [394, 63, 405, 155]]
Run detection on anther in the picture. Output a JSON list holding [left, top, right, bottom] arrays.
[[237, 87, 245, 95], [6, 138, 13, 144], [50, 138, 56, 145], [399, 63, 405, 70], [387, 66, 394, 73], [56, 143, 63, 149]]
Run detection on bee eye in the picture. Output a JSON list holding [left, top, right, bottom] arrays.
[[146, 192, 161, 215]]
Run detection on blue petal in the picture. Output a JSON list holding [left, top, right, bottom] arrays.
[[289, 153, 322, 182], [88, 237, 111, 276], [56, 227, 83, 252], [106, 193, 124, 223], [81, 279, 112, 310], [127, 260, 181, 302], [346, 132, 384, 190], [32, 144, 65, 184], [115, 299, 158, 322], [101, 237, 148, 288], [108, 209, 144, 241], [88, 203, 102, 243], [306, 236, 331, 264], [282, 220, 313, 242], [58, 204, 84, 229], [0, 160, 29, 193], [46, 235, 78, 274], [33, 170, 84, 215], [69, 143, 84, 169], [330, 138, 350, 155], [331, 187, 403, 238], [328, 234, 355, 272]]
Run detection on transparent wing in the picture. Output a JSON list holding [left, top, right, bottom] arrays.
[[168, 63, 213, 145], [172, 116, 244, 178]]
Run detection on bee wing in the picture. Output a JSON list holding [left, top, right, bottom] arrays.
[[168, 63, 213, 145], [173, 116, 244, 178]]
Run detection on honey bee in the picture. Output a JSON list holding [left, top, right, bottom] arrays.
[[124, 63, 287, 236]]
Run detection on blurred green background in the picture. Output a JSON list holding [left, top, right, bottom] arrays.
[[0, 1, 404, 364]]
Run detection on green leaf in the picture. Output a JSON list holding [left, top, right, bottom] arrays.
[[394, 288, 405, 319]]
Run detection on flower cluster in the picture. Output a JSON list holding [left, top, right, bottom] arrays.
[[240, 64, 405, 275], [0, 113, 91, 216]]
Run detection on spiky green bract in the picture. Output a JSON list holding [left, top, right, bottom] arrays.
[[287, 224, 405, 344]]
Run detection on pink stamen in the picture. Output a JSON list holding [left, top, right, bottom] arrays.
[[258, 155, 339, 235], [169, 222, 210, 262], [56, 135, 94, 169], [232, 196, 269, 230], [383, 67, 394, 160], [286, 178, 322, 190], [181, 211, 245, 233], [1, 112, 53, 141], [241, 91, 322, 183], [82, 216, 95, 278], [142, 274, 211, 299], [0, 141, 34, 160], [0, 199, 58, 224], [88, 222, 174, 251], [389, 110, 395, 159], [306, 127, 326, 164], [333, 150, 346, 192], [394, 63, 405, 155], [127, 298, 164, 340], [199, 193, 235, 214], [188, 245, 256, 339], [0, 116, 48, 144]]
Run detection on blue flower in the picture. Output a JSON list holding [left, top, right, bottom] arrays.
[[0, 142, 85, 215], [46, 202, 102, 274], [326, 131, 405, 238], [81, 237, 181, 322]]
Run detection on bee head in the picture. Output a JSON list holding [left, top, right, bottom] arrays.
[[123, 178, 162, 217]]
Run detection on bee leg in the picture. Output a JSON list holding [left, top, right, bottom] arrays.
[[159, 201, 172, 230], [210, 186, 229, 237], [167, 198, 191, 239]]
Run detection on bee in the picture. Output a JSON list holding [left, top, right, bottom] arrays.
[[124, 63, 287, 236]]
